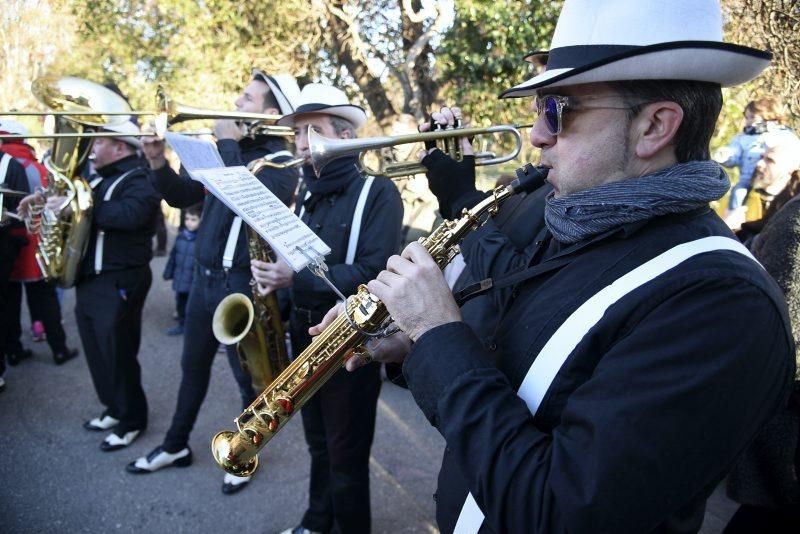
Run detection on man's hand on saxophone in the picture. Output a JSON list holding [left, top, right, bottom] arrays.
[[250, 256, 293, 295], [310, 241, 463, 372]]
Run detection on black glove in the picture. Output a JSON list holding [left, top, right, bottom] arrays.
[[421, 149, 483, 219]]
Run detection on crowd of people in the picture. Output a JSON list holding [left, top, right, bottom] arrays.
[[2, 0, 800, 532]]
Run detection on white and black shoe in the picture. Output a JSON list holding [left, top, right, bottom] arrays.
[[100, 429, 142, 452], [83, 415, 120, 432], [126, 445, 192, 473], [278, 527, 324, 534], [221, 473, 252, 495]]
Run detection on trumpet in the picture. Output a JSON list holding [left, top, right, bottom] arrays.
[[308, 123, 530, 178], [2, 79, 293, 140]]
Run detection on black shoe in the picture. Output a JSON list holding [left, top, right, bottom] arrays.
[[100, 429, 143, 452], [126, 445, 192, 473], [53, 348, 79, 365], [6, 348, 33, 366], [221, 473, 252, 495]]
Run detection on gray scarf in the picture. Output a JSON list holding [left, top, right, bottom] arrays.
[[545, 161, 730, 244]]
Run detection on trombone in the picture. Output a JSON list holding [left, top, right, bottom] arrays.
[[308, 123, 530, 178], [2, 78, 293, 140]]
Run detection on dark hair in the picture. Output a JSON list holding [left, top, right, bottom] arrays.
[[262, 89, 280, 112], [746, 97, 785, 123], [329, 116, 357, 138], [609, 80, 723, 162], [185, 203, 203, 218]]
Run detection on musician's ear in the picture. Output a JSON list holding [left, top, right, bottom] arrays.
[[339, 129, 353, 140]]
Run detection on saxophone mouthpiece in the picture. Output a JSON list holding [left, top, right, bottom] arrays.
[[510, 164, 550, 194]]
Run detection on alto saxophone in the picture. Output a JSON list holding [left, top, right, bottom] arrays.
[[211, 164, 549, 476], [212, 225, 291, 391]]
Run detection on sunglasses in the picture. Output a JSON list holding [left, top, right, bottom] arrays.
[[535, 94, 649, 135]]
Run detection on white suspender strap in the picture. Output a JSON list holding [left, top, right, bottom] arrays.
[[298, 190, 311, 220], [266, 150, 294, 161], [453, 236, 759, 534], [346, 175, 374, 265], [0, 153, 10, 183], [223, 216, 244, 270], [94, 168, 139, 274]]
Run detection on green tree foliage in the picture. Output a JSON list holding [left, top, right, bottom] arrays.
[[437, 1, 561, 123]]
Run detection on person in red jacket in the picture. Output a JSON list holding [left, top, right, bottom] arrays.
[[0, 119, 78, 366]]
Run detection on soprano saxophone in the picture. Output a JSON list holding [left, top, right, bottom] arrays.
[[211, 164, 549, 476]]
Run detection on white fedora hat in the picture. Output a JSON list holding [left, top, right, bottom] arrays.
[[276, 83, 367, 130], [501, 0, 771, 99], [101, 120, 143, 150], [0, 119, 29, 137], [251, 70, 301, 116]]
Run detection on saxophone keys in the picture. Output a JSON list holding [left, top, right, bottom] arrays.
[[276, 397, 294, 414]]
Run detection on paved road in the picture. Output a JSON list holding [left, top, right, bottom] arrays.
[[0, 235, 738, 533]]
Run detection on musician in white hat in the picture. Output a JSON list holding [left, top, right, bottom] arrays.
[[252, 82, 403, 534], [329, 1, 796, 532]]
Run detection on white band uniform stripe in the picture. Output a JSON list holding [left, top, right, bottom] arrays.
[[454, 236, 759, 534]]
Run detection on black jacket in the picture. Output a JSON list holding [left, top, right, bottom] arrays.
[[1, 154, 29, 216], [405, 207, 795, 534], [1, 156, 30, 273], [152, 136, 298, 270], [291, 168, 403, 313], [79, 155, 160, 279]]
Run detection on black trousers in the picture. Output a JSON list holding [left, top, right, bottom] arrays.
[[3, 280, 68, 358], [175, 291, 189, 324], [291, 310, 382, 534], [75, 265, 152, 434], [163, 266, 256, 452]]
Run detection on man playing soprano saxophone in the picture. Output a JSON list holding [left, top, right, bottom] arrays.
[[316, 1, 796, 532]]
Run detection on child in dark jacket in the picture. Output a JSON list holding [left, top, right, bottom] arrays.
[[163, 204, 201, 336]]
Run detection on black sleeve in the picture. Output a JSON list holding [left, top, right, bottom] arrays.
[[163, 245, 176, 280], [2, 157, 31, 216], [403, 280, 794, 533], [150, 162, 206, 208], [94, 174, 161, 232], [421, 150, 488, 218]]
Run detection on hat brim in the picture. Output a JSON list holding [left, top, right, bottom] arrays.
[[276, 103, 367, 130], [501, 41, 771, 98], [252, 70, 297, 115]]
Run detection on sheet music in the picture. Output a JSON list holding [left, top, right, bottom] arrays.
[[163, 132, 224, 172], [192, 166, 331, 271], [164, 132, 329, 271]]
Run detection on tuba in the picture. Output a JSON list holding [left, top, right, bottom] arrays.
[[26, 77, 135, 287], [211, 163, 550, 477], [212, 223, 291, 392]]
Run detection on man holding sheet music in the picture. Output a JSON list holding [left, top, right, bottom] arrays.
[[126, 71, 300, 496], [251, 83, 403, 534]]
